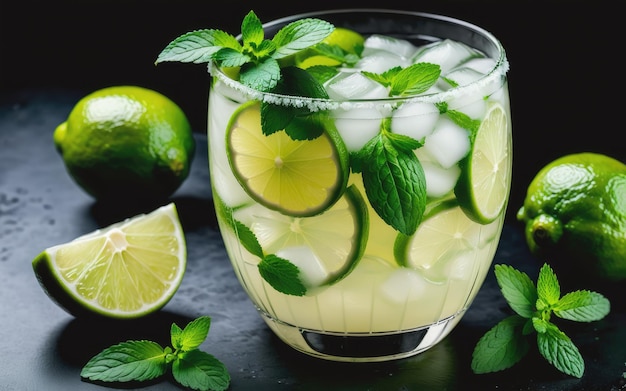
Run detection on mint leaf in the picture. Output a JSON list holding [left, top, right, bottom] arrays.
[[390, 63, 441, 96], [554, 290, 611, 322], [537, 322, 584, 378], [494, 264, 537, 318], [471, 315, 530, 374], [445, 109, 481, 134], [271, 18, 334, 59], [156, 30, 240, 64], [80, 340, 167, 382], [239, 58, 281, 92], [233, 220, 265, 258], [358, 133, 426, 235], [536, 263, 561, 307], [241, 10, 264, 49], [258, 254, 307, 296], [172, 349, 231, 391], [260, 66, 329, 140], [178, 316, 211, 351], [306, 65, 340, 84]]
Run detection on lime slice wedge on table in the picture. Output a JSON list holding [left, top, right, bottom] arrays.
[[226, 101, 350, 217], [32, 203, 186, 319], [455, 102, 511, 224], [232, 184, 369, 290]]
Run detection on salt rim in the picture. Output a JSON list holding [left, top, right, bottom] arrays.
[[209, 55, 508, 113]]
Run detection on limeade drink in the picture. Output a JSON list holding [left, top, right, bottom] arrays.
[[159, 9, 511, 361]]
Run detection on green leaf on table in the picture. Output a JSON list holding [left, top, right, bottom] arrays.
[[172, 349, 231, 391], [471, 315, 530, 374], [494, 264, 537, 318], [473, 262, 610, 378], [81, 316, 230, 391], [80, 340, 168, 382]]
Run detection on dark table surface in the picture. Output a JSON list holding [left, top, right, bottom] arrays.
[[1, 88, 625, 391], [2, 1, 626, 390]]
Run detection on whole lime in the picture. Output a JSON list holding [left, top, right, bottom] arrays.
[[517, 152, 626, 281], [54, 86, 195, 202]]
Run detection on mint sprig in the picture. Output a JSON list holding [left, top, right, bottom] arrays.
[[472, 263, 610, 378], [81, 316, 230, 391], [156, 10, 333, 93]]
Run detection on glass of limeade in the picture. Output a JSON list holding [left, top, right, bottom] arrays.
[[206, 9, 511, 362]]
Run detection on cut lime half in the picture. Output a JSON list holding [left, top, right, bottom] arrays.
[[455, 102, 511, 224], [32, 203, 186, 319], [226, 101, 350, 217], [233, 184, 369, 289]]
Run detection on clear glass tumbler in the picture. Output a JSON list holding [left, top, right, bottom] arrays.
[[208, 9, 511, 362]]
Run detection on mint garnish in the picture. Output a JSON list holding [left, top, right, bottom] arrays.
[[81, 316, 230, 391], [354, 121, 426, 235], [472, 263, 610, 378], [156, 10, 333, 94]]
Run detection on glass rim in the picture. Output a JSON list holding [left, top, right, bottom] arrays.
[[210, 8, 509, 111]]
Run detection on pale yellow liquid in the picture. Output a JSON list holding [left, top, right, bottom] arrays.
[[208, 63, 511, 360]]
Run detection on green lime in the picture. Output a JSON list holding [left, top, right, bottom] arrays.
[[232, 184, 368, 289], [32, 203, 187, 319], [226, 101, 350, 217], [517, 152, 626, 281], [455, 103, 511, 224], [54, 86, 195, 202], [295, 27, 364, 69]]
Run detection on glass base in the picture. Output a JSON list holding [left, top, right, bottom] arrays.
[[259, 310, 464, 362]]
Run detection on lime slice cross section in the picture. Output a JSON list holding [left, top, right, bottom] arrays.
[[233, 184, 369, 289], [226, 101, 350, 217], [394, 203, 482, 282], [32, 203, 186, 319], [455, 102, 511, 224]]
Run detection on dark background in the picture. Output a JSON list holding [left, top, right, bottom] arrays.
[[1, 0, 622, 214]]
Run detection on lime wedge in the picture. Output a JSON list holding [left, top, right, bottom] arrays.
[[455, 102, 511, 224], [32, 203, 186, 319], [226, 101, 349, 217], [233, 184, 368, 289]]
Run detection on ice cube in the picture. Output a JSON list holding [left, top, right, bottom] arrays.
[[332, 107, 383, 152], [447, 93, 487, 120], [355, 49, 411, 74], [412, 39, 481, 74], [363, 34, 417, 58], [275, 246, 328, 288], [458, 57, 496, 74], [391, 101, 439, 140], [441, 67, 485, 88], [325, 72, 389, 100], [379, 268, 427, 302], [423, 117, 470, 168], [421, 161, 461, 198]]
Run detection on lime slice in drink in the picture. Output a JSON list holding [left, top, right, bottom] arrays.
[[233, 184, 368, 289], [32, 203, 186, 319], [394, 201, 482, 281], [226, 101, 349, 217], [455, 102, 511, 224]]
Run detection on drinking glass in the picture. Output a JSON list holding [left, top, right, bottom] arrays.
[[207, 9, 511, 362]]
